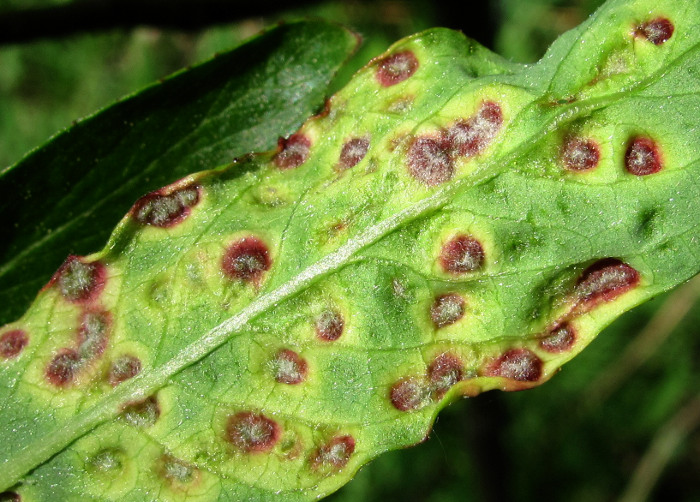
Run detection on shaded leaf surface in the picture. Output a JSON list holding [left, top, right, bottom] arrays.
[[0, 20, 359, 325], [2, 0, 700, 500]]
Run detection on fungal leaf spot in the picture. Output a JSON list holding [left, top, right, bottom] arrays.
[[446, 101, 503, 157], [407, 136, 453, 186], [0, 330, 29, 359], [625, 136, 662, 175], [225, 412, 280, 453], [540, 323, 576, 353], [376, 50, 418, 87], [272, 349, 307, 385], [77, 309, 111, 360], [45, 349, 81, 387], [428, 353, 464, 398], [122, 396, 160, 428], [561, 136, 600, 172], [439, 234, 485, 274], [160, 454, 198, 486], [635, 17, 674, 45], [275, 133, 311, 170], [390, 377, 429, 412], [315, 309, 344, 342], [311, 435, 355, 471], [222, 236, 271, 284], [430, 293, 465, 328], [108, 355, 142, 386], [485, 348, 542, 382], [132, 183, 200, 228], [575, 258, 640, 310], [53, 256, 106, 303], [338, 137, 370, 170]]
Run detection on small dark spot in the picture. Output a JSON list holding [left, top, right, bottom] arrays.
[[311, 435, 355, 470], [625, 136, 662, 176], [108, 355, 142, 386], [272, 349, 307, 385], [540, 323, 577, 353], [430, 293, 465, 328], [132, 183, 200, 228], [160, 454, 198, 485], [77, 309, 111, 360], [485, 348, 542, 382], [635, 17, 674, 45], [45, 349, 82, 387], [446, 101, 503, 157], [390, 377, 428, 412], [221, 236, 272, 284], [274, 133, 311, 170], [561, 136, 600, 171], [576, 258, 640, 309], [376, 50, 419, 87], [407, 136, 453, 186], [315, 309, 344, 342], [0, 492, 20, 502], [226, 411, 280, 453], [122, 396, 160, 427], [52, 255, 106, 303], [0, 330, 29, 359], [338, 137, 370, 170], [439, 234, 485, 274], [428, 353, 464, 398]]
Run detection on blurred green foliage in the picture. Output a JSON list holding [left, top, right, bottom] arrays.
[[1, 1, 698, 500]]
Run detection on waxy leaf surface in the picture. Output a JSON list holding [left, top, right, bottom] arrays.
[[2, 0, 700, 499]]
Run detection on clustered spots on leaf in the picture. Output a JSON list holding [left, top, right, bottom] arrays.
[[446, 101, 503, 157], [407, 101, 503, 185], [45, 349, 82, 387], [225, 412, 280, 453], [132, 183, 200, 227], [561, 136, 600, 172], [311, 435, 355, 471], [390, 352, 466, 412], [539, 323, 577, 353], [338, 137, 370, 170], [274, 133, 311, 169], [376, 50, 419, 87], [44, 307, 113, 387], [221, 236, 272, 284], [0, 330, 29, 359], [271, 349, 307, 385], [428, 353, 465, 399], [108, 354, 142, 386], [51, 255, 106, 303], [575, 258, 640, 311], [430, 293, 465, 328], [315, 309, 345, 341], [159, 454, 199, 486], [635, 17, 674, 45], [122, 396, 160, 427], [625, 136, 662, 176], [484, 348, 543, 382], [439, 234, 485, 274]]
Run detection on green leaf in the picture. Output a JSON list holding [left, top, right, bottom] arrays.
[[2, 0, 700, 499], [0, 20, 360, 326]]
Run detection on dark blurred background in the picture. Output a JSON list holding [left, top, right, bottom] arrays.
[[2, 1, 700, 501]]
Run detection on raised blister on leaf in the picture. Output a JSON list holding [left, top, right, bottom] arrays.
[[225, 412, 280, 453], [0, 330, 28, 360], [376, 51, 418, 86]]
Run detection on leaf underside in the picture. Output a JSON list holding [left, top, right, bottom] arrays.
[[2, 0, 700, 500]]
